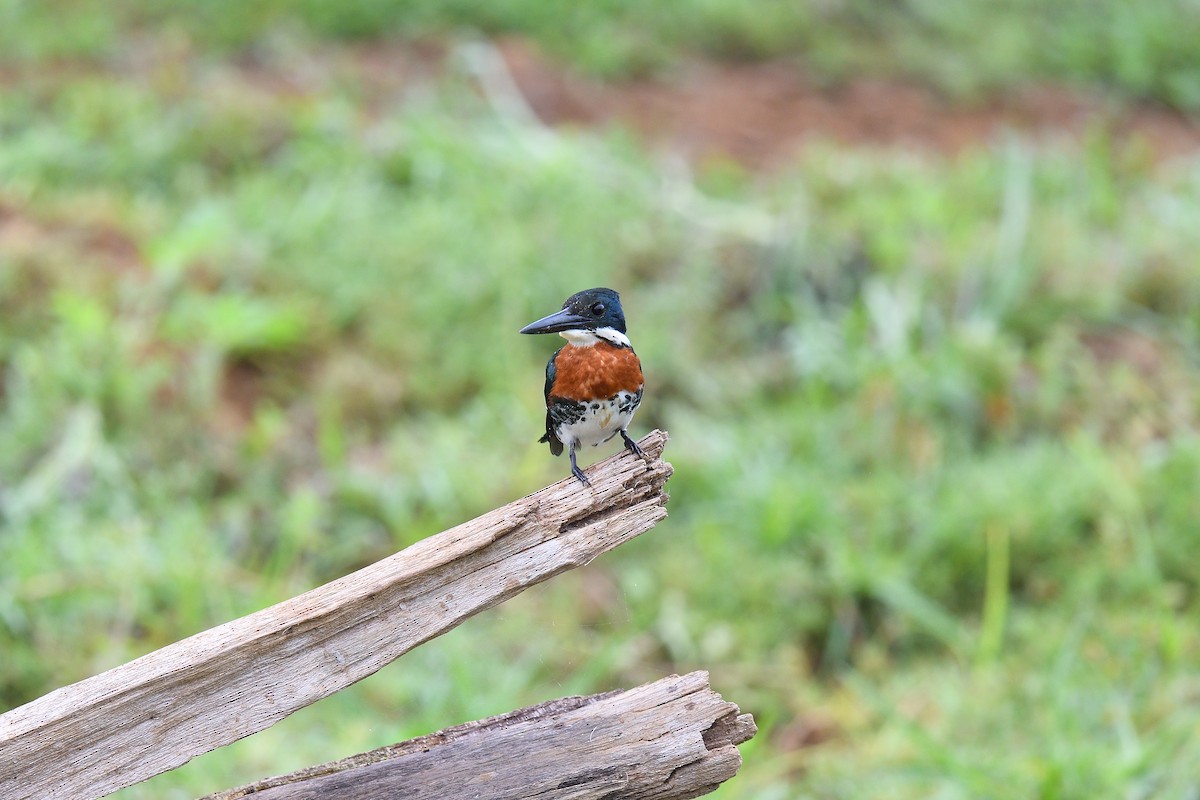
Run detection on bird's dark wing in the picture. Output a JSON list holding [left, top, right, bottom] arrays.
[[538, 348, 565, 456], [543, 347, 561, 403]]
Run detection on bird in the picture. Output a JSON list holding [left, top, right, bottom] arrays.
[[519, 287, 646, 486]]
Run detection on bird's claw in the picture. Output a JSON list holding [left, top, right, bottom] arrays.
[[620, 430, 647, 460], [571, 464, 591, 486], [569, 444, 591, 486]]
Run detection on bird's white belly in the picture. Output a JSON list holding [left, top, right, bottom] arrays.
[[556, 393, 639, 449]]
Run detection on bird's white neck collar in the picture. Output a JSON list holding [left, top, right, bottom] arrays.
[[559, 327, 631, 348]]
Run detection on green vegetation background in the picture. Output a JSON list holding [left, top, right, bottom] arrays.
[[2, 2, 1199, 797]]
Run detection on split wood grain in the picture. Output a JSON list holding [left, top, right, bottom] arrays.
[[203, 670, 756, 800], [0, 431, 673, 800]]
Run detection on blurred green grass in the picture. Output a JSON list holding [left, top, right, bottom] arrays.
[[4, 0, 1200, 107], [2, 3, 1200, 799]]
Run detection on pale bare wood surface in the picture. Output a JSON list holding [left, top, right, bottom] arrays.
[[203, 670, 756, 800], [0, 431, 672, 800]]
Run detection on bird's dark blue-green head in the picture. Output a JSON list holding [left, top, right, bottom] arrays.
[[519, 288, 627, 335]]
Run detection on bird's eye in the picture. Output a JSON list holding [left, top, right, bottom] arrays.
[[591, 302, 605, 316]]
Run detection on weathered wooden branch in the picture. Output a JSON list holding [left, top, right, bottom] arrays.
[[203, 671, 755, 800], [0, 431, 673, 800]]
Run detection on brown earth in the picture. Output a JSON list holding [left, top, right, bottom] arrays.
[[495, 39, 1200, 168], [0, 202, 144, 277], [8, 36, 1197, 170]]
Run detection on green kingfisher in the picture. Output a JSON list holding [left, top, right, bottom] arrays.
[[520, 287, 645, 485]]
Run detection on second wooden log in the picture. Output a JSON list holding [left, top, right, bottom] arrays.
[[204, 670, 757, 800]]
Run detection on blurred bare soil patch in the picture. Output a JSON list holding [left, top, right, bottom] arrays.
[[493, 39, 1200, 167], [0, 202, 144, 278]]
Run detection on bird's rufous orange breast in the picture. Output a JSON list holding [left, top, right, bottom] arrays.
[[550, 342, 643, 401]]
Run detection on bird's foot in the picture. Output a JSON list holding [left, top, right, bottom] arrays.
[[570, 463, 591, 486], [569, 444, 591, 486], [620, 429, 647, 459]]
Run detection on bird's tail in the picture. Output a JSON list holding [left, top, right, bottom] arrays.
[[539, 431, 564, 456]]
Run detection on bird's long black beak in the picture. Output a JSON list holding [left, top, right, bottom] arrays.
[[519, 308, 592, 334]]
